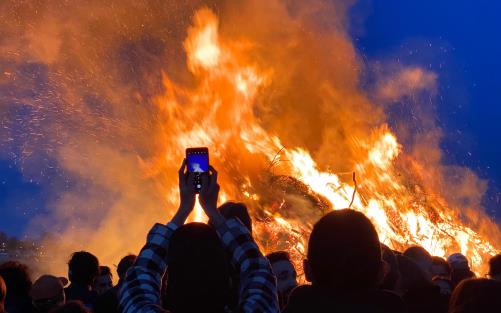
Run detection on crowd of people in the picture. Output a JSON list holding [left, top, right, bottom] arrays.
[[1, 160, 501, 312]]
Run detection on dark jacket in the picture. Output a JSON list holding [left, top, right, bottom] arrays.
[[64, 284, 98, 310], [93, 285, 120, 313], [283, 285, 407, 313], [403, 283, 448, 313]]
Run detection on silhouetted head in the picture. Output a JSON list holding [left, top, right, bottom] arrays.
[[380, 244, 400, 291], [449, 278, 501, 313], [116, 254, 137, 281], [0, 261, 32, 300], [68, 251, 99, 287], [488, 254, 501, 281], [31, 275, 66, 312], [93, 266, 112, 295], [396, 254, 431, 295], [431, 256, 451, 279], [447, 253, 470, 270], [403, 246, 432, 278], [266, 251, 297, 308], [49, 300, 90, 313], [447, 253, 475, 288], [163, 223, 231, 312], [218, 202, 252, 233], [0, 275, 6, 312], [305, 209, 382, 290]]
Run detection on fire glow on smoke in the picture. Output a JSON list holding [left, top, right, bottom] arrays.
[[0, 1, 499, 277]]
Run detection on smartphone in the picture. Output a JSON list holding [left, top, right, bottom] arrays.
[[186, 147, 209, 192]]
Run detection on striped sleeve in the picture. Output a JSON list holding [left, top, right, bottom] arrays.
[[118, 222, 178, 313], [217, 218, 279, 313]]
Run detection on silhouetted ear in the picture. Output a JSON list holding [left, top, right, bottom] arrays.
[[303, 259, 313, 283]]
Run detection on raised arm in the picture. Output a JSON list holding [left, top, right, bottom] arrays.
[[118, 222, 176, 313], [200, 166, 279, 313], [215, 218, 279, 313], [119, 160, 197, 313]]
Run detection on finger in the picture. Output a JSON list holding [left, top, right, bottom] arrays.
[[209, 165, 218, 177], [178, 159, 187, 181], [208, 165, 218, 187]]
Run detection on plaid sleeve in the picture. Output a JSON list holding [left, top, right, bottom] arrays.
[[217, 218, 279, 313], [118, 222, 178, 313]]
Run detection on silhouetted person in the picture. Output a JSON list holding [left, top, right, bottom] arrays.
[[431, 256, 451, 279], [404, 246, 433, 279], [284, 209, 405, 313], [0, 261, 33, 313], [0, 275, 6, 313], [488, 254, 501, 281], [48, 301, 89, 313], [266, 251, 297, 310], [163, 223, 232, 312], [93, 254, 137, 313], [218, 201, 252, 233], [93, 266, 112, 295], [31, 275, 67, 313], [396, 254, 447, 313], [447, 253, 475, 288], [119, 160, 278, 312], [64, 251, 99, 310], [380, 244, 400, 291], [449, 278, 501, 313]]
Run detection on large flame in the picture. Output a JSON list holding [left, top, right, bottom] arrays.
[[153, 8, 498, 274]]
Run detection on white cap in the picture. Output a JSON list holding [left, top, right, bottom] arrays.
[[447, 253, 469, 269]]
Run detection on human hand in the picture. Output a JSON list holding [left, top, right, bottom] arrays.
[[171, 159, 196, 226], [199, 166, 224, 227]]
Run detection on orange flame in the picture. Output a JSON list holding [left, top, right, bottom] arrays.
[[151, 8, 500, 274]]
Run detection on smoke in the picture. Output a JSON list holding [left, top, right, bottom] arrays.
[[0, 0, 498, 278]]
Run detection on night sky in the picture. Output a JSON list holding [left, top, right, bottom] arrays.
[[1, 0, 501, 236]]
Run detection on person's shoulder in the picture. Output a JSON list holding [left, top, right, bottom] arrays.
[[284, 285, 325, 313], [93, 288, 119, 313], [288, 284, 316, 301], [369, 289, 406, 313]]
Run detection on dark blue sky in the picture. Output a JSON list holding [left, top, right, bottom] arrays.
[[1, 0, 501, 236]]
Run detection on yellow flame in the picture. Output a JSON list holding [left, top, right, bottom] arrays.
[[156, 8, 499, 274], [185, 9, 221, 71]]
